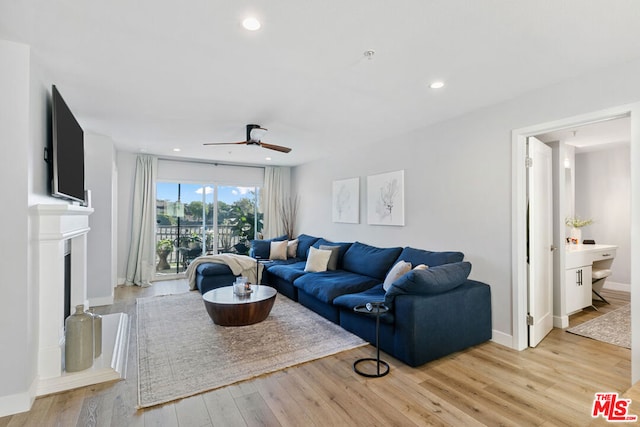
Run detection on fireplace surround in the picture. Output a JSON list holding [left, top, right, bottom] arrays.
[[32, 204, 128, 395]]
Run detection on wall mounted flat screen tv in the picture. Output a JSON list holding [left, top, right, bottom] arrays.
[[50, 85, 85, 203]]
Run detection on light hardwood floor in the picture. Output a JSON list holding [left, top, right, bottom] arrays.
[[0, 284, 632, 426]]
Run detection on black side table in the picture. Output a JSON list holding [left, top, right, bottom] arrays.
[[353, 302, 390, 378]]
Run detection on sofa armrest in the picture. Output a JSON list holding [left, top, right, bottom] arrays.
[[392, 280, 491, 366]]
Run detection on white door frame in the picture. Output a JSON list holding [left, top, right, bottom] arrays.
[[511, 103, 640, 382]]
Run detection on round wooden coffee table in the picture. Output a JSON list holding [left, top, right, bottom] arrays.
[[202, 285, 277, 326]]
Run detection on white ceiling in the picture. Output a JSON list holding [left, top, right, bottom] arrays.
[[536, 116, 631, 152], [3, 1, 640, 166]]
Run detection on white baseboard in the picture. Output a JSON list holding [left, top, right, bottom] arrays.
[[491, 329, 513, 348], [0, 377, 36, 417], [89, 295, 114, 307], [604, 281, 630, 293], [489, 281, 629, 356], [553, 315, 569, 329]]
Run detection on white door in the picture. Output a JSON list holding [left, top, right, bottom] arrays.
[[527, 137, 554, 347]]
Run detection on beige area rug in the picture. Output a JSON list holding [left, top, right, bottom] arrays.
[[567, 304, 630, 349], [136, 291, 367, 408]]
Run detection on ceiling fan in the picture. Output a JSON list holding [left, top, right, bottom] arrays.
[[203, 124, 292, 153]]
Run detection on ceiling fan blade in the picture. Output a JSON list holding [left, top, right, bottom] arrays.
[[203, 141, 248, 146], [259, 142, 292, 153]]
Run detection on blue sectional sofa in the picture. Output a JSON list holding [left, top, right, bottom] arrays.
[[194, 233, 492, 367]]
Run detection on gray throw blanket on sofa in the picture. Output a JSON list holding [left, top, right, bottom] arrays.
[[185, 254, 264, 290]]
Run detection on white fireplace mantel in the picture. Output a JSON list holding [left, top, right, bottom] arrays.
[[31, 203, 128, 395], [32, 203, 93, 241]]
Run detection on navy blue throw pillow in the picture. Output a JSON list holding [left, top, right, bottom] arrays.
[[342, 242, 402, 280], [384, 261, 472, 308], [396, 247, 464, 268], [295, 234, 321, 259], [250, 234, 289, 259], [251, 240, 271, 259]]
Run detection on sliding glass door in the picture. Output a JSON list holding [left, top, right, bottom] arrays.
[[155, 182, 262, 278], [217, 185, 261, 255]]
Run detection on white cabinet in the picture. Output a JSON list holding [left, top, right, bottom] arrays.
[[564, 244, 617, 315], [565, 265, 592, 314]]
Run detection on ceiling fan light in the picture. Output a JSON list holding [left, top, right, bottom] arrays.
[[249, 127, 267, 142]]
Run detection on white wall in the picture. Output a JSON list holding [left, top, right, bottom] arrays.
[[0, 39, 104, 415], [85, 133, 118, 305], [575, 145, 631, 284], [157, 159, 264, 186], [0, 39, 59, 416], [293, 108, 514, 336], [0, 39, 34, 416], [293, 57, 640, 340]]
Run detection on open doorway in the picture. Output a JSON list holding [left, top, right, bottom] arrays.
[[534, 118, 631, 333], [537, 118, 631, 289], [511, 103, 640, 383]]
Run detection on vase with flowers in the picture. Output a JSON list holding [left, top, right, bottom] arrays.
[[565, 216, 593, 244]]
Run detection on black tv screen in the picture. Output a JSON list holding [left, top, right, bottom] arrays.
[[51, 85, 85, 203]]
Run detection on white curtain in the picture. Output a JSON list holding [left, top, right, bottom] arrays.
[[125, 155, 158, 287], [261, 166, 290, 239]]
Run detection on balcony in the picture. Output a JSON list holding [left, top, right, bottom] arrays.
[[155, 224, 250, 275]]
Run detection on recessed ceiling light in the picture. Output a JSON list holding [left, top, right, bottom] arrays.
[[173, 148, 181, 152], [242, 17, 261, 31], [429, 81, 445, 89], [265, 157, 272, 161]]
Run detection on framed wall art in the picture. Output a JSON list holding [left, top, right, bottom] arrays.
[[332, 177, 359, 223], [367, 170, 404, 226]]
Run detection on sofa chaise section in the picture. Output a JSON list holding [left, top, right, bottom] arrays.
[[195, 263, 236, 294]]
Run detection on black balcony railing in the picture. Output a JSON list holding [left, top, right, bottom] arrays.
[[155, 224, 249, 274]]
